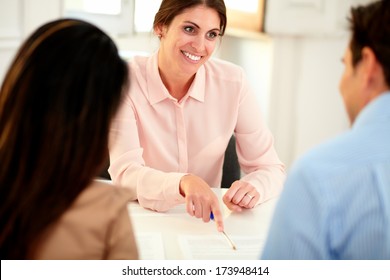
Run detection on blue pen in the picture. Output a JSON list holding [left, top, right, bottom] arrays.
[[210, 211, 237, 250]]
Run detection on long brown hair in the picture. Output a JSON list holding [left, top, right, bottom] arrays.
[[0, 19, 128, 259]]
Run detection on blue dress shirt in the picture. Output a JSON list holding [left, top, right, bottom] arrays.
[[261, 93, 390, 259]]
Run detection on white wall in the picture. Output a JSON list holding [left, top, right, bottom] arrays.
[[0, 0, 63, 83], [266, 36, 350, 167], [262, 0, 374, 168], [293, 37, 349, 156], [216, 32, 273, 122]]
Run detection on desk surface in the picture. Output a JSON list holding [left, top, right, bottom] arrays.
[[128, 189, 277, 260]]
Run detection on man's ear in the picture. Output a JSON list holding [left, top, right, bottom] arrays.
[[359, 47, 384, 102], [360, 47, 376, 83]]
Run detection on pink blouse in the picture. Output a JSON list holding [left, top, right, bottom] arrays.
[[109, 52, 285, 211]]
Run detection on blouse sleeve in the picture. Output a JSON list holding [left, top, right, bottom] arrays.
[[235, 70, 286, 204]]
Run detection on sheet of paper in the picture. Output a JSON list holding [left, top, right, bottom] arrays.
[[135, 232, 165, 260], [178, 235, 265, 259]]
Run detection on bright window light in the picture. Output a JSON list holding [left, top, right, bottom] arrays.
[[134, 0, 161, 32], [225, 0, 258, 13], [83, 0, 121, 15]]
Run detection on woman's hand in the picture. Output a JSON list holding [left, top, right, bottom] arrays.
[[179, 174, 224, 232], [223, 180, 259, 212]]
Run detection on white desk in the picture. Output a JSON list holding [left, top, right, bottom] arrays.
[[127, 189, 278, 260]]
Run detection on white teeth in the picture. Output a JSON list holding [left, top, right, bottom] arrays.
[[183, 51, 201, 61]]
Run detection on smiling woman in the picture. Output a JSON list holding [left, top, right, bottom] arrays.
[[154, 5, 222, 97], [108, 0, 285, 235]]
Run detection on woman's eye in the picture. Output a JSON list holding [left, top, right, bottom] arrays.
[[184, 26, 194, 33], [207, 32, 218, 39]]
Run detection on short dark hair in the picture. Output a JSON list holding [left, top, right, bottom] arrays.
[[153, 0, 227, 36], [0, 19, 128, 259], [349, 0, 390, 86]]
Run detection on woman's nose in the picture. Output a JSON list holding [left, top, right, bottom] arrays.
[[190, 35, 206, 51]]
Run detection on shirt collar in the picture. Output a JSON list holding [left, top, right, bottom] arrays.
[[146, 51, 205, 105], [353, 91, 390, 130]]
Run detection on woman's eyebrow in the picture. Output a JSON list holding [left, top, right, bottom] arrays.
[[183, 21, 220, 32]]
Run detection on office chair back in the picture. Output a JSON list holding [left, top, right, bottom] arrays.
[[221, 135, 240, 188]]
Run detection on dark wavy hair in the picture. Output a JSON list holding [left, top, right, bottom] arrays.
[[0, 19, 128, 259], [349, 0, 390, 86], [153, 0, 227, 36]]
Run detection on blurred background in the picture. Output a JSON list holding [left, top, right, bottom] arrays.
[[0, 0, 375, 170]]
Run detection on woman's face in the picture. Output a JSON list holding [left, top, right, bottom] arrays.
[[156, 5, 221, 79]]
